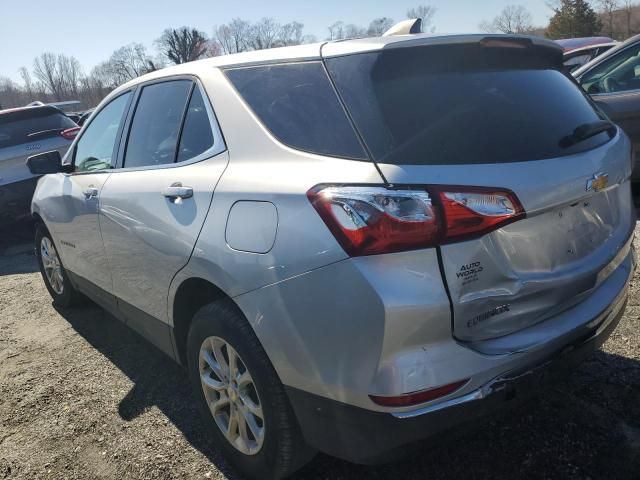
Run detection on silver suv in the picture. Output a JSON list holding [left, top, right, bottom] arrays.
[[0, 105, 78, 225], [29, 33, 636, 479]]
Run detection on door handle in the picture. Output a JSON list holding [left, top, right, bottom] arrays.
[[83, 187, 99, 199], [162, 182, 193, 204]]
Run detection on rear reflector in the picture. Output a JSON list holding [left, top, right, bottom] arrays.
[[308, 185, 525, 256], [60, 127, 81, 140], [370, 379, 469, 407]]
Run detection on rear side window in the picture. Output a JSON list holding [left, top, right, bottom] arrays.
[[177, 87, 214, 162], [225, 62, 367, 160], [0, 108, 76, 148], [124, 80, 192, 168], [326, 44, 609, 165]]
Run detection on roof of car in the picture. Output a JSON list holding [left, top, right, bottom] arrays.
[[0, 105, 62, 120], [563, 42, 617, 57], [555, 36, 615, 52], [113, 33, 561, 95]]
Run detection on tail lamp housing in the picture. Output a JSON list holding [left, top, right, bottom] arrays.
[[308, 184, 524, 256], [60, 127, 81, 140]]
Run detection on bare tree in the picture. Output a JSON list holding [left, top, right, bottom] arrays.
[[156, 27, 209, 64], [598, 0, 620, 37], [249, 17, 281, 50], [58, 55, 82, 97], [99, 43, 158, 86], [479, 4, 534, 34], [367, 17, 395, 36], [0, 77, 29, 108], [327, 21, 345, 40], [214, 18, 252, 54], [33, 53, 62, 100], [622, 0, 636, 36], [327, 21, 368, 40], [406, 5, 437, 32], [33, 53, 82, 101], [278, 21, 305, 46], [19, 67, 34, 99]]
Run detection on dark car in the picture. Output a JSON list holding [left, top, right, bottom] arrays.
[[556, 36, 615, 52], [76, 109, 94, 126], [574, 33, 640, 201], [0, 105, 79, 225], [563, 42, 617, 73]]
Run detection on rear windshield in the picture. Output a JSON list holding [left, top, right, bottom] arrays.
[[326, 44, 610, 165], [225, 62, 367, 160], [0, 108, 76, 148]]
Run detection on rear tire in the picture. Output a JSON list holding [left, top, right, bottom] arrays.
[[187, 299, 315, 479], [35, 223, 82, 307]]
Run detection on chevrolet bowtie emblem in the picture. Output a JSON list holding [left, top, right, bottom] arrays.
[[587, 173, 609, 192]]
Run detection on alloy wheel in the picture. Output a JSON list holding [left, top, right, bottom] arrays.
[[199, 336, 265, 455], [41, 237, 64, 295]]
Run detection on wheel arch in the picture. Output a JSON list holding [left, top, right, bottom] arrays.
[[171, 276, 237, 366]]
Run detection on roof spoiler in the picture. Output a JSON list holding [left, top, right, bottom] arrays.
[[382, 18, 422, 37]]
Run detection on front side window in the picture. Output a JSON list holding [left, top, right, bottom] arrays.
[[123, 80, 192, 168], [580, 44, 640, 94], [75, 92, 131, 172]]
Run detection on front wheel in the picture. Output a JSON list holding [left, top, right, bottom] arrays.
[[187, 299, 315, 479], [35, 224, 82, 307]]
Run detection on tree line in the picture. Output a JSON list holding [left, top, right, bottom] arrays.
[[2, 2, 640, 111], [0, 7, 435, 110], [481, 0, 640, 40]]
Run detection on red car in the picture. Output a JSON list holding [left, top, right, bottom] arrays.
[[556, 36, 615, 52]]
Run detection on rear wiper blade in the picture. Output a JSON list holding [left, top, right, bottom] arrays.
[[559, 120, 616, 148]]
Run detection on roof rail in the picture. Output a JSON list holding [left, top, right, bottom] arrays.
[[382, 18, 422, 37]]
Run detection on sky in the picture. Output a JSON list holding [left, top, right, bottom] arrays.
[[0, 0, 557, 82]]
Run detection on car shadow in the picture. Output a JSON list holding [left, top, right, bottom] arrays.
[[53, 302, 640, 480], [0, 221, 38, 275]]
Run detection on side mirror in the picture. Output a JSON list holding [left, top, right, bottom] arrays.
[[27, 150, 64, 175]]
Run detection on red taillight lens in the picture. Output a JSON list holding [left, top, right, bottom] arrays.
[[308, 185, 525, 256], [307, 186, 440, 256], [435, 187, 525, 242], [370, 379, 469, 407], [61, 127, 81, 140]]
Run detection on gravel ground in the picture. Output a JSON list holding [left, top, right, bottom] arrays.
[[0, 222, 639, 480]]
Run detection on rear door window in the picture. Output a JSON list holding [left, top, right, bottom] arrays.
[[326, 44, 609, 165], [0, 108, 76, 148], [225, 62, 367, 160], [177, 87, 214, 162], [123, 80, 192, 168], [580, 43, 640, 94]]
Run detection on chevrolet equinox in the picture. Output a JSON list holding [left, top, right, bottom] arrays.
[[28, 31, 636, 479]]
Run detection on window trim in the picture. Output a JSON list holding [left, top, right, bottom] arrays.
[[113, 74, 226, 173], [577, 41, 640, 95], [68, 90, 134, 176]]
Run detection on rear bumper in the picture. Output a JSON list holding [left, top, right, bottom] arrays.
[[0, 177, 38, 226], [286, 292, 627, 464]]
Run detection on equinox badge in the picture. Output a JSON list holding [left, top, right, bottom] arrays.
[[587, 173, 608, 192]]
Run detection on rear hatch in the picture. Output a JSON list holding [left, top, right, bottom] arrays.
[[325, 36, 635, 342], [0, 106, 77, 185]]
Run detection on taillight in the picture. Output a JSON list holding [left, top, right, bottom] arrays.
[[307, 186, 440, 256], [60, 127, 81, 140], [434, 187, 524, 241], [308, 185, 525, 256]]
